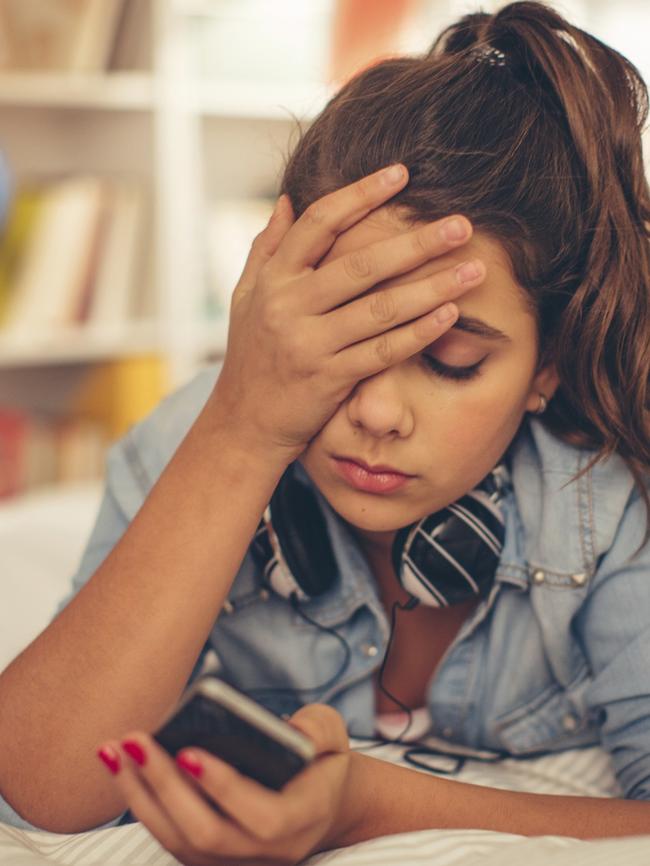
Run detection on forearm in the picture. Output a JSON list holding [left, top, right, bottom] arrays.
[[0, 402, 290, 833], [331, 753, 650, 847]]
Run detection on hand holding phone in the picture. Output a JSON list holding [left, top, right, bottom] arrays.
[[154, 676, 316, 790]]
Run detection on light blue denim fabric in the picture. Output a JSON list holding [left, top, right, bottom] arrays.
[[3, 360, 650, 830]]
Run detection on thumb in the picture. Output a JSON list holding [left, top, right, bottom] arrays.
[[256, 193, 294, 258], [234, 194, 294, 295], [286, 703, 350, 756]]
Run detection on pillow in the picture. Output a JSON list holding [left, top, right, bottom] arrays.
[[0, 481, 102, 672]]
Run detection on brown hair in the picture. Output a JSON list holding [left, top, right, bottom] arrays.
[[279, 1, 650, 554]]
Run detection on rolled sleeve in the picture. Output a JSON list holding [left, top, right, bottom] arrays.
[[51, 472, 131, 621], [576, 486, 650, 799], [1, 368, 220, 830], [0, 446, 135, 831], [0, 792, 127, 832]]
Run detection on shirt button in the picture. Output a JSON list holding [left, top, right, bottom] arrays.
[[532, 569, 545, 585], [259, 588, 270, 600], [571, 573, 588, 587], [562, 713, 578, 732], [361, 643, 379, 657], [442, 726, 454, 739]]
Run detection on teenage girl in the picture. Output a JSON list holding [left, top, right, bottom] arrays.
[[1, 1, 649, 860]]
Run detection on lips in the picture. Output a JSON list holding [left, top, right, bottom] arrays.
[[331, 456, 414, 493], [334, 455, 413, 477]]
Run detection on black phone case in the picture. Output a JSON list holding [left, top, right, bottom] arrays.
[[154, 692, 311, 790]]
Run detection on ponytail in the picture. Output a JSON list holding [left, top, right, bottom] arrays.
[[282, 1, 650, 551]]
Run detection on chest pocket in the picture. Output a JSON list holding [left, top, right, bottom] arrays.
[[493, 662, 600, 754], [491, 562, 603, 754]]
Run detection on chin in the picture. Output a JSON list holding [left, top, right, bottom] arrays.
[[314, 478, 419, 532]]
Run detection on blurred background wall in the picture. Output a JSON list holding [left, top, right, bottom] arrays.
[[0, 0, 647, 500]]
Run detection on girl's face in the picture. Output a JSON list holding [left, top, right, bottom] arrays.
[[297, 207, 559, 556]]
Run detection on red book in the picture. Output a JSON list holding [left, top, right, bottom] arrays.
[[0, 408, 28, 498]]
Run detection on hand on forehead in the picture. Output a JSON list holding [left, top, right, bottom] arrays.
[[317, 204, 533, 345]]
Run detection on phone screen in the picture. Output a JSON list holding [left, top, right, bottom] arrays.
[[154, 692, 312, 790]]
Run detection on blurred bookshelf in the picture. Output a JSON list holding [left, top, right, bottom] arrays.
[[0, 0, 648, 500], [0, 71, 155, 110]]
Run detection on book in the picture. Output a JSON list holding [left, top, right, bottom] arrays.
[[71, 355, 169, 441], [0, 186, 45, 326], [108, 0, 152, 72], [86, 181, 145, 326], [55, 416, 107, 483], [0, 0, 126, 73], [0, 404, 109, 498], [69, 0, 127, 73], [0, 0, 77, 71], [0, 407, 29, 497], [2, 176, 109, 335]]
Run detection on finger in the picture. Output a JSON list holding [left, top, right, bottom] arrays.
[[273, 164, 409, 274], [177, 743, 349, 856], [323, 258, 485, 351], [175, 747, 309, 843], [333, 300, 461, 382], [234, 194, 295, 296], [99, 739, 191, 859], [305, 214, 474, 316], [285, 704, 349, 756], [117, 734, 260, 859]]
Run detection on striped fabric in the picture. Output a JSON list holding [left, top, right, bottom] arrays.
[[393, 464, 509, 607], [2, 742, 650, 865]]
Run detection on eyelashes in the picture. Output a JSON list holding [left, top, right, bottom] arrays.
[[421, 354, 486, 381]]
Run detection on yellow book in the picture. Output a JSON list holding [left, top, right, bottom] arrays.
[[0, 187, 44, 326], [3, 176, 108, 333], [71, 354, 169, 442]]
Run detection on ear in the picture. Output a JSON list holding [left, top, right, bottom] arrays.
[[525, 362, 560, 414]]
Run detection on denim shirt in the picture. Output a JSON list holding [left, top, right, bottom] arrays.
[[3, 361, 650, 831]]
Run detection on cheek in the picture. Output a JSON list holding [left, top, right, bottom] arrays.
[[421, 360, 534, 462]]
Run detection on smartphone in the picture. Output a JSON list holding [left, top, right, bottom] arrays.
[[153, 676, 316, 790]]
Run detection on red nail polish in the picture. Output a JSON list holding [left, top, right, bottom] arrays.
[[97, 746, 120, 775], [122, 740, 147, 767], [176, 752, 203, 779]]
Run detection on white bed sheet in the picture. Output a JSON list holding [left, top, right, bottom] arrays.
[[1, 742, 650, 865], [1, 483, 650, 864]]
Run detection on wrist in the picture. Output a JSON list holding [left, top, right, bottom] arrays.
[[198, 386, 303, 471], [322, 752, 375, 851], [193, 396, 299, 474]]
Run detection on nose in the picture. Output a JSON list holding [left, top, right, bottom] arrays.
[[345, 366, 415, 438]]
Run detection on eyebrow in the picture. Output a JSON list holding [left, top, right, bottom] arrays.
[[452, 315, 512, 343]]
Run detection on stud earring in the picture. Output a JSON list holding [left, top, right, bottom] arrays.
[[533, 393, 547, 414]]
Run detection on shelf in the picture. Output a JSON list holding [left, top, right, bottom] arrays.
[[0, 72, 332, 122], [0, 317, 232, 368], [0, 72, 155, 111], [197, 80, 334, 121], [0, 320, 162, 367]]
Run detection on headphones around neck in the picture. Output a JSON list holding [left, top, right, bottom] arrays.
[[250, 461, 511, 609]]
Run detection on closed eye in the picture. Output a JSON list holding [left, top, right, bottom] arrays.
[[421, 354, 486, 381]]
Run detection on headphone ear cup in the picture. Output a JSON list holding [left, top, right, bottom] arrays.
[[391, 522, 412, 580], [269, 464, 339, 598]]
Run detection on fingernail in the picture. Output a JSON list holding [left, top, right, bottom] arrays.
[[97, 745, 120, 775], [176, 751, 203, 779], [122, 740, 147, 767], [442, 217, 469, 242], [381, 164, 406, 185], [435, 303, 457, 323], [456, 259, 483, 283]]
